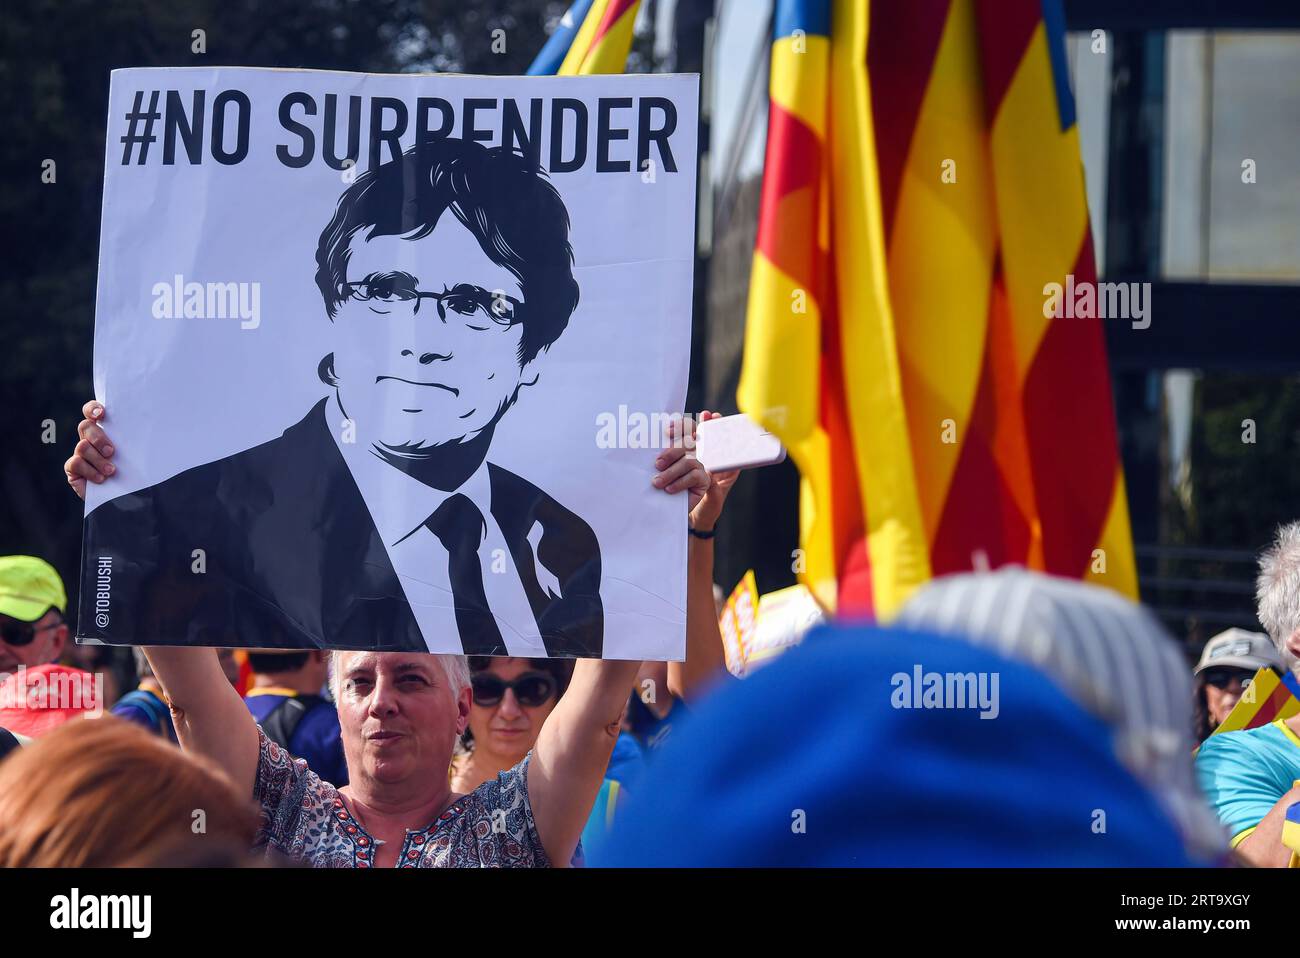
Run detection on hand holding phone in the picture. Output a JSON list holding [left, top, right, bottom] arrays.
[[695, 413, 787, 473]]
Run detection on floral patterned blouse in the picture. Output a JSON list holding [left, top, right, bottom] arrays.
[[252, 727, 554, 867]]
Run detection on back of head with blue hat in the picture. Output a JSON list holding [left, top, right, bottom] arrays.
[[602, 625, 1193, 867]]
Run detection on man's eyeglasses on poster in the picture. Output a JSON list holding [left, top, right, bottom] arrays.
[[339, 273, 524, 330]]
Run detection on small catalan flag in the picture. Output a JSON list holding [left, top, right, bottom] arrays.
[[1210, 667, 1300, 736]]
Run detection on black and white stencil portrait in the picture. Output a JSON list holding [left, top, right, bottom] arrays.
[[79, 68, 699, 660]]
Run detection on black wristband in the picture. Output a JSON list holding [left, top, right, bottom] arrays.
[[688, 525, 716, 540]]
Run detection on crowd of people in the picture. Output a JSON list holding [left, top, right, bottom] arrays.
[[1, 400, 1299, 867]]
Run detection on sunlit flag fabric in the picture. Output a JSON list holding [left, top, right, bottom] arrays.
[[528, 0, 642, 76], [738, 0, 1136, 619]]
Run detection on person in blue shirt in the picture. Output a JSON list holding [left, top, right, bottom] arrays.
[[1198, 520, 1300, 866], [243, 649, 347, 787], [580, 660, 683, 859], [1195, 720, 1300, 866], [624, 661, 689, 754], [112, 648, 177, 741]]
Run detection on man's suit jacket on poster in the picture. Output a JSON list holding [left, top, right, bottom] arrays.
[[80, 399, 604, 656]]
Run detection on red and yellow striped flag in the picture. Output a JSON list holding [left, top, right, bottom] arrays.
[[738, 0, 1136, 618], [1210, 667, 1300, 736]]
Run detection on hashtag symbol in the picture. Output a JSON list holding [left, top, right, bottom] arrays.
[[120, 90, 162, 165]]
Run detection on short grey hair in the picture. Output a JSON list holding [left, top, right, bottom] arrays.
[[1256, 521, 1300, 671], [326, 650, 470, 703]]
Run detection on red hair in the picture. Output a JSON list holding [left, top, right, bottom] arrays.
[[0, 716, 258, 867]]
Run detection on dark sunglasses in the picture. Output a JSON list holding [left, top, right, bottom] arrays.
[[1202, 668, 1255, 690], [0, 620, 59, 648], [471, 672, 557, 708]]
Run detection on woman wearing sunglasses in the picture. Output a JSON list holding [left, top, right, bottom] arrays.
[[450, 657, 573, 795], [1192, 628, 1285, 742]]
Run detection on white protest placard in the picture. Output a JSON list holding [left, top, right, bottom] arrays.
[[78, 67, 699, 661]]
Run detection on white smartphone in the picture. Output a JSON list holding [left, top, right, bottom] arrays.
[[695, 414, 787, 472]]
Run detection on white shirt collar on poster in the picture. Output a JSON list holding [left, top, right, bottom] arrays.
[[325, 394, 548, 657]]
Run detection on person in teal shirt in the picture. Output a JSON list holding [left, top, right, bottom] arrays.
[[1195, 719, 1300, 863]]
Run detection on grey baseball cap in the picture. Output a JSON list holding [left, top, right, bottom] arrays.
[[1194, 628, 1283, 675]]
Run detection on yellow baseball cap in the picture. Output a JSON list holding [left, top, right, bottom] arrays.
[[0, 556, 67, 622]]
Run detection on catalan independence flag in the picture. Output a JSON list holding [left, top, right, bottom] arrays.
[[528, 0, 642, 75], [1210, 667, 1300, 736], [738, 0, 1136, 618]]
